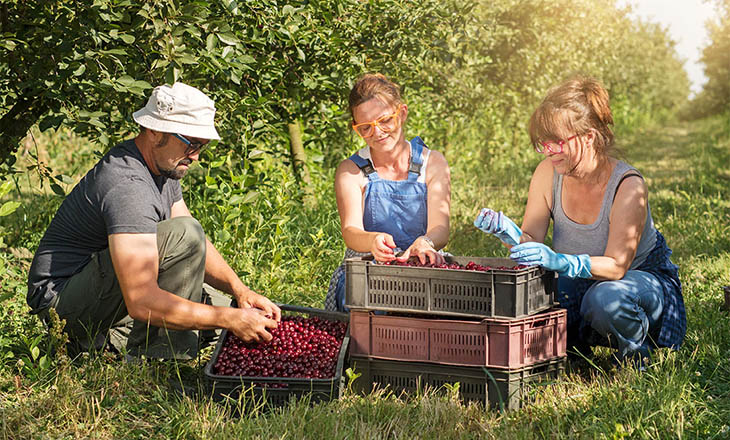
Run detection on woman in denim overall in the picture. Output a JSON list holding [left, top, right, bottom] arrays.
[[325, 74, 451, 312], [474, 77, 685, 366]]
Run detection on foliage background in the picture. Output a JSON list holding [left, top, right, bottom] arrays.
[[1, 0, 729, 438]]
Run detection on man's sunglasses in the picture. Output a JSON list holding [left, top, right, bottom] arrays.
[[173, 133, 208, 155]]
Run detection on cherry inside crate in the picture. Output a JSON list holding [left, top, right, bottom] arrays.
[[346, 255, 556, 318], [203, 304, 350, 407], [350, 308, 566, 369]]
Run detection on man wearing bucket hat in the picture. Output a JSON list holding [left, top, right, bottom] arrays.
[[27, 82, 280, 359]]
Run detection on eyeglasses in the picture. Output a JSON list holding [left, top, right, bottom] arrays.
[[173, 133, 208, 155], [534, 134, 579, 154], [352, 108, 401, 138]]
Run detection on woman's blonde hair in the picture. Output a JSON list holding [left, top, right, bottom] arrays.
[[529, 76, 615, 156]]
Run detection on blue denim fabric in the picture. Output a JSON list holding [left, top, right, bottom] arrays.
[[578, 271, 664, 359], [324, 137, 429, 312], [556, 229, 685, 354]]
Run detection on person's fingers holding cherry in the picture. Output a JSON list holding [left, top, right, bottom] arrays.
[[371, 233, 397, 262], [228, 308, 278, 343]]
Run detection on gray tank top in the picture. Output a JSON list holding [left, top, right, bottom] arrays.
[[551, 160, 656, 269]]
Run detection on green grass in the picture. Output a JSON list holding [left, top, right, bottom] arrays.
[[1, 116, 729, 439]]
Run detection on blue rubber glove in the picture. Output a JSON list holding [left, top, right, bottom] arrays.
[[473, 208, 522, 246], [509, 242, 592, 279]]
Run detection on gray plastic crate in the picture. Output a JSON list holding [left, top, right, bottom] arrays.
[[349, 355, 566, 410], [203, 304, 349, 408], [345, 255, 556, 318]]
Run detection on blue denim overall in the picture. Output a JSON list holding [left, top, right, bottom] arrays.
[[324, 137, 429, 311]]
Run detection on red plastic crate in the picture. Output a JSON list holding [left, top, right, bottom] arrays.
[[349, 308, 566, 369]]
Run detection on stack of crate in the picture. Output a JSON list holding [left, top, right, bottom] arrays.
[[344, 255, 567, 410]]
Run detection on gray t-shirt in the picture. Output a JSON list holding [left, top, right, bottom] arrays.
[[551, 160, 656, 268], [26, 139, 183, 312]]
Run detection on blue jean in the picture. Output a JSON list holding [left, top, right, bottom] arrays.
[[559, 270, 664, 359]]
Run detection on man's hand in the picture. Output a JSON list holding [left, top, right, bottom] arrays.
[[228, 308, 279, 343], [236, 290, 281, 322]]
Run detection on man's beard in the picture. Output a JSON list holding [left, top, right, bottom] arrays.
[[158, 166, 187, 180], [158, 159, 191, 180], [155, 133, 188, 179]]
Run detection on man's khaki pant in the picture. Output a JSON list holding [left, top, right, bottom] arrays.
[[46, 217, 207, 359]]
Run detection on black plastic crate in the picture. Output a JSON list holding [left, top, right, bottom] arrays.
[[346, 256, 556, 318], [203, 304, 350, 408], [349, 355, 566, 410]]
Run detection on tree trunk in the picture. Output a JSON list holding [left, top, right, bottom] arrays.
[[288, 119, 311, 188], [0, 94, 48, 165]]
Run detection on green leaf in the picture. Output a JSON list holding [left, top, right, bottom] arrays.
[[151, 58, 169, 70], [58, 175, 76, 185], [282, 5, 295, 16], [120, 34, 136, 44], [0, 201, 20, 217], [0, 182, 13, 197], [208, 160, 225, 169], [252, 120, 265, 129], [99, 48, 127, 56], [217, 33, 239, 46], [116, 75, 136, 86], [50, 183, 66, 196], [296, 47, 305, 62], [73, 64, 86, 76], [240, 190, 258, 204], [206, 33, 217, 51], [216, 229, 232, 243], [31, 346, 40, 361], [2, 39, 17, 50], [229, 194, 245, 205], [218, 0, 239, 14], [39, 355, 51, 370]]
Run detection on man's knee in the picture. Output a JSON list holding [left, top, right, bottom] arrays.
[[157, 217, 206, 258]]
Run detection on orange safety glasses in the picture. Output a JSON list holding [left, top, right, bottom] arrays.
[[352, 108, 401, 138]]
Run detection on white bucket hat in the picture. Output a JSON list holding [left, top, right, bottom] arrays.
[[133, 82, 220, 140]]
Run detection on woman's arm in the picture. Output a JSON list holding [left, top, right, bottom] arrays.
[[520, 159, 554, 244], [335, 158, 397, 261], [423, 150, 451, 249], [589, 175, 648, 280]]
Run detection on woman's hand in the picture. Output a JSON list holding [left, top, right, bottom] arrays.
[[474, 208, 523, 246], [396, 236, 444, 266], [510, 242, 592, 279], [371, 233, 397, 262]]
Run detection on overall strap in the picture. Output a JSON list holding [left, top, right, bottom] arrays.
[[407, 136, 426, 182], [349, 153, 378, 181]]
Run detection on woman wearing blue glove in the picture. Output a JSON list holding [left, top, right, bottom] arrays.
[[475, 77, 685, 365], [324, 73, 451, 311]]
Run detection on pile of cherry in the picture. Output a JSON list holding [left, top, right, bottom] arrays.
[[383, 259, 529, 271], [213, 315, 347, 381]]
